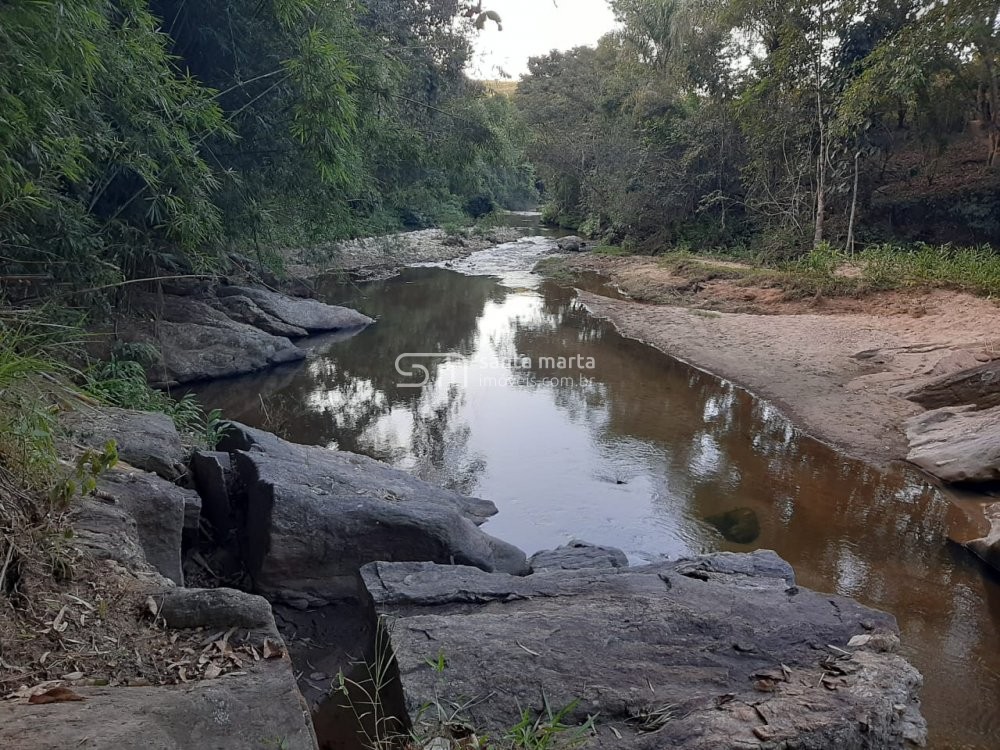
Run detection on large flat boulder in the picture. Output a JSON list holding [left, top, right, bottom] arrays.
[[906, 359, 1000, 410], [905, 405, 1000, 484], [121, 294, 306, 386], [0, 661, 317, 750], [215, 294, 309, 338], [62, 406, 187, 480], [362, 551, 927, 749], [218, 424, 528, 606], [216, 285, 374, 333]]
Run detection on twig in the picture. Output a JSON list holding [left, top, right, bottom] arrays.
[[0, 540, 15, 593]]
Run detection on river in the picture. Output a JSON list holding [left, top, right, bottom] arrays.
[[191, 223, 1000, 749]]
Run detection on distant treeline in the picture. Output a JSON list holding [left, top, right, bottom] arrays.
[[516, 0, 1000, 255]]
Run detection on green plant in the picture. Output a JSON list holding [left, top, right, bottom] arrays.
[[503, 696, 596, 750], [425, 648, 448, 674], [83, 352, 228, 447], [52, 441, 119, 508], [335, 616, 405, 750], [859, 243, 1000, 296], [0, 323, 69, 487]]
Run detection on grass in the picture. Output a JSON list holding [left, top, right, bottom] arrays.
[[335, 622, 598, 750], [858, 242, 1000, 296], [551, 234, 1000, 302], [81, 340, 229, 448], [655, 241, 1000, 301]]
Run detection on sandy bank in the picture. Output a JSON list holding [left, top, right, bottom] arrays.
[[563, 255, 1000, 469]]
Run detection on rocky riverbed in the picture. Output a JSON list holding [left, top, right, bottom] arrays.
[[1, 396, 929, 749]]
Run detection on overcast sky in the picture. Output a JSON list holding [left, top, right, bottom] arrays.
[[468, 0, 617, 79]]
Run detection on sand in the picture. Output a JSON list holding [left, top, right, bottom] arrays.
[[567, 255, 1000, 469]]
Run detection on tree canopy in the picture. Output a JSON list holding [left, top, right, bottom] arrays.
[[517, 0, 1000, 254], [0, 0, 536, 287]]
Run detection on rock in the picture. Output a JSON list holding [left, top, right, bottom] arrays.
[[190, 450, 235, 536], [906, 359, 1000, 410], [704, 507, 762, 544], [216, 285, 374, 333], [63, 406, 187, 480], [181, 492, 202, 542], [904, 405, 1000, 484], [96, 469, 198, 585], [157, 587, 280, 640], [0, 661, 318, 750], [215, 294, 309, 338], [556, 235, 586, 252], [218, 423, 528, 604], [528, 541, 628, 572], [362, 551, 927, 750], [121, 293, 306, 386], [71, 498, 155, 576], [966, 504, 1000, 572]]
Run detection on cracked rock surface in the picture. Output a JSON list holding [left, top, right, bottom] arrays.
[[363, 550, 927, 749]]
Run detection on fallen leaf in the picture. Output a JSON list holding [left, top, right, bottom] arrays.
[[203, 663, 222, 680], [28, 687, 85, 704], [262, 639, 285, 660], [62, 672, 84, 681]]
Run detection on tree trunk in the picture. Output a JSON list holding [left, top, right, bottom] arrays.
[[814, 90, 826, 248], [846, 150, 860, 256], [813, 3, 827, 248]]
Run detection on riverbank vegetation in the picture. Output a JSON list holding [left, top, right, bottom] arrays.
[[1, 0, 536, 294], [517, 0, 1000, 268]]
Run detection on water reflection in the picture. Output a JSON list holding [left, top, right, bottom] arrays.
[[191, 254, 1000, 749]]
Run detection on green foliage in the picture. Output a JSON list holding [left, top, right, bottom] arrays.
[[3, 1, 537, 291], [83, 351, 229, 447], [0, 325, 65, 487], [518, 0, 1000, 256], [859, 243, 1000, 296], [52, 442, 119, 508], [503, 698, 596, 750], [0, 0, 231, 285]]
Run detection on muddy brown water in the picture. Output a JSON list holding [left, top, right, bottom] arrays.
[[191, 233, 1000, 749]]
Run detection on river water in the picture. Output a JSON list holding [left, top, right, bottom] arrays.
[[192, 225, 1000, 748]]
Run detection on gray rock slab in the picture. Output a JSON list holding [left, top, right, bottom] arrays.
[[905, 404, 1000, 484], [906, 359, 1000, 410], [528, 541, 628, 572], [362, 551, 927, 750], [122, 294, 305, 386], [63, 406, 187, 480], [219, 423, 528, 604], [157, 587, 280, 640], [96, 469, 197, 585], [0, 661, 317, 750], [216, 285, 373, 333], [215, 294, 309, 338]]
